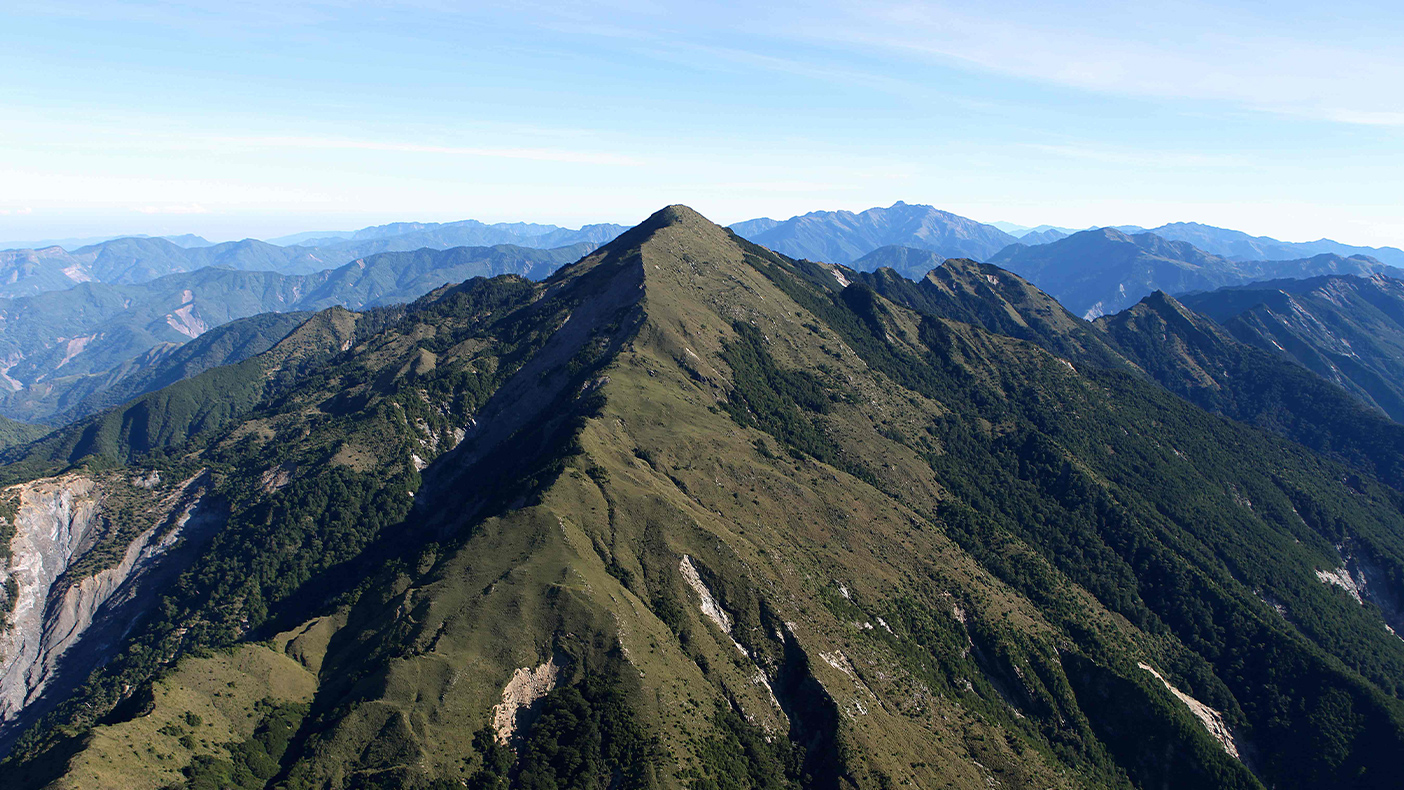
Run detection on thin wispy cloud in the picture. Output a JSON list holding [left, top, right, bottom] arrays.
[[781, 0, 1404, 128], [215, 135, 644, 166], [1025, 144, 1252, 169], [134, 203, 209, 214]]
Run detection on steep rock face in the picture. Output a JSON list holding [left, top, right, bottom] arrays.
[[0, 472, 220, 742], [1, 475, 104, 720]]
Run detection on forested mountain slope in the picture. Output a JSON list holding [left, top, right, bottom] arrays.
[[1095, 291, 1404, 491], [1, 208, 1402, 790], [852, 257, 1404, 492], [0, 244, 587, 424], [0, 417, 45, 450], [1179, 274, 1404, 422]]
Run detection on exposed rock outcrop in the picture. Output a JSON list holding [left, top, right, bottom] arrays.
[[1, 474, 105, 719], [0, 471, 223, 749], [1139, 662, 1242, 760], [1310, 539, 1404, 641], [492, 654, 567, 745]]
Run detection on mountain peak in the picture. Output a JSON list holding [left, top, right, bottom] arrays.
[[642, 204, 712, 230], [560, 205, 729, 273], [1127, 289, 1224, 332], [1093, 226, 1134, 242], [733, 202, 1016, 264]]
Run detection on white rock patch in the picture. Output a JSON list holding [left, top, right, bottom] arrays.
[[679, 555, 747, 655], [1139, 663, 1240, 760], [1315, 567, 1365, 605], [680, 555, 732, 633], [492, 655, 566, 744], [821, 650, 854, 677]]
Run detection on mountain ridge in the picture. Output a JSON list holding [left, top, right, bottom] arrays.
[[1179, 273, 1404, 422], [1117, 221, 1404, 266]]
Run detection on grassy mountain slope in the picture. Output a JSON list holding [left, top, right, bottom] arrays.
[[1180, 274, 1404, 423], [4, 208, 1404, 790], [991, 229, 1404, 319]]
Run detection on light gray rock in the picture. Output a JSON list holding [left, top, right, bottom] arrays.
[[0, 471, 222, 743]]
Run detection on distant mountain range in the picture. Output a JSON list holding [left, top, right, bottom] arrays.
[[6, 206, 1403, 306], [0, 233, 213, 251], [0, 243, 588, 423], [5, 202, 1404, 432], [989, 221, 1078, 244], [729, 201, 1019, 263], [1117, 222, 1404, 267], [990, 228, 1404, 318], [0, 238, 336, 299], [728, 205, 1404, 270], [0, 222, 625, 300], [266, 218, 628, 250]]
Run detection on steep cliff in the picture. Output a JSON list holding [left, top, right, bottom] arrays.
[[0, 470, 222, 747]]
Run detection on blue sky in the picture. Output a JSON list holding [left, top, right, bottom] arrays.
[[2, 1, 1402, 246]]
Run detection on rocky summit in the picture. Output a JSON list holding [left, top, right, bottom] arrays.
[[1, 206, 1403, 790]]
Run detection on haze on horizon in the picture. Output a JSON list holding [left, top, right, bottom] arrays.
[[2, 1, 1402, 248]]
